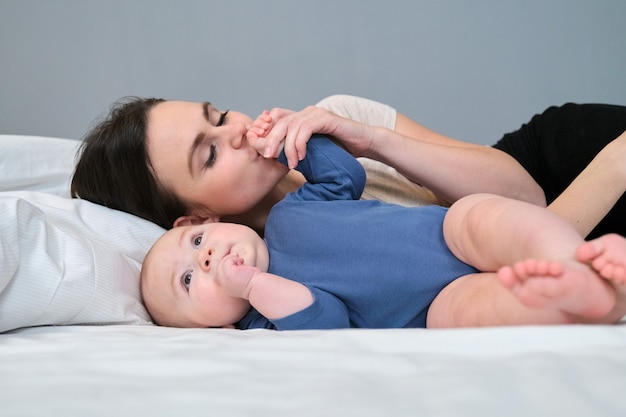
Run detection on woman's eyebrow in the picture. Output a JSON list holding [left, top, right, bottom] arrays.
[[202, 101, 211, 122]]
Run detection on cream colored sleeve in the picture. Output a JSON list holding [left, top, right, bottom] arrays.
[[315, 95, 442, 207], [315, 94, 397, 130]]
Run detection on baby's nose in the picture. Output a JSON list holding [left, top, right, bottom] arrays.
[[198, 248, 214, 271]]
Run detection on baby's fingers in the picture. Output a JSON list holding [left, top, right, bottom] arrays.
[[249, 111, 272, 136], [246, 130, 266, 155]]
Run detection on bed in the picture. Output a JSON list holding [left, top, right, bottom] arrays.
[[2, 134, 626, 417]]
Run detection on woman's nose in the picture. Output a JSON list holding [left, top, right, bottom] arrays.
[[228, 123, 247, 149], [197, 248, 214, 272]]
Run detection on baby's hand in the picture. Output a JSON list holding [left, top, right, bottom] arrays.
[[217, 254, 262, 300], [246, 110, 273, 153], [247, 108, 296, 159]]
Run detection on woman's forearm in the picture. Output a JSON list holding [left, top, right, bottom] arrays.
[[547, 131, 626, 237], [363, 113, 546, 206]]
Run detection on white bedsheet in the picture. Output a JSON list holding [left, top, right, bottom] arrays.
[[2, 324, 626, 417]]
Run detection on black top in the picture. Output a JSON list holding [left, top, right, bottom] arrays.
[[493, 102, 626, 239]]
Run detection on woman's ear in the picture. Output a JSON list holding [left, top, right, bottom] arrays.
[[173, 214, 220, 227]]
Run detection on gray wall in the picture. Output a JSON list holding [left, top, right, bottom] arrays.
[[1, 0, 625, 145]]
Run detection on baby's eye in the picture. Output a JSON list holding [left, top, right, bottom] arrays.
[[193, 234, 202, 247], [182, 272, 192, 290]]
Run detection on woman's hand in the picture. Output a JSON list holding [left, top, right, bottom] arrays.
[[247, 106, 375, 168]]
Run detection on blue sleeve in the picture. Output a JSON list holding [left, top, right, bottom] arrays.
[[278, 135, 366, 202], [270, 287, 351, 330], [237, 309, 276, 329]]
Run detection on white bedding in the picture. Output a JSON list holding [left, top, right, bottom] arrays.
[[3, 324, 626, 416], [2, 134, 626, 417]]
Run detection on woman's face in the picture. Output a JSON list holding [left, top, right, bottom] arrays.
[[146, 100, 289, 220]]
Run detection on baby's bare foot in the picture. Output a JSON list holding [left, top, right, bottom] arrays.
[[577, 234, 626, 285], [498, 258, 615, 319], [576, 234, 626, 323]]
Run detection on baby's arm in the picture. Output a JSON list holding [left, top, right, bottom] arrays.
[[218, 254, 314, 320]]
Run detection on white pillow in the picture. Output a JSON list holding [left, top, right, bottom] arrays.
[[0, 191, 165, 332], [0, 134, 167, 332], [0, 134, 81, 197]]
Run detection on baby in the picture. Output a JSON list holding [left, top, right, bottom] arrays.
[[140, 136, 626, 329]]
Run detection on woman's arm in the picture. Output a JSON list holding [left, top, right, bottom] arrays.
[[385, 112, 545, 206], [255, 104, 545, 206], [547, 130, 626, 237]]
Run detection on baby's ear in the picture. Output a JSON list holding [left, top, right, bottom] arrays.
[[173, 214, 219, 227]]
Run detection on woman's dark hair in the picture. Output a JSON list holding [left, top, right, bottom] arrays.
[[71, 97, 188, 229]]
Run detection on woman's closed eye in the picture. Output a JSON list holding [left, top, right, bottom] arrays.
[[202, 110, 228, 169], [203, 143, 217, 169], [216, 110, 229, 127]]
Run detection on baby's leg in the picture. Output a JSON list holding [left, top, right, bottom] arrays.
[[427, 272, 614, 328], [437, 194, 624, 326], [497, 258, 616, 319], [443, 193, 586, 271], [428, 268, 623, 328]]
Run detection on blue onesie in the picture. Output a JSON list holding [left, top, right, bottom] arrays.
[[238, 136, 478, 330]]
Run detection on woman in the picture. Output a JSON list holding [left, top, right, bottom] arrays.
[[71, 95, 625, 238]]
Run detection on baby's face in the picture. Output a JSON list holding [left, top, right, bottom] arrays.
[[141, 222, 269, 328]]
